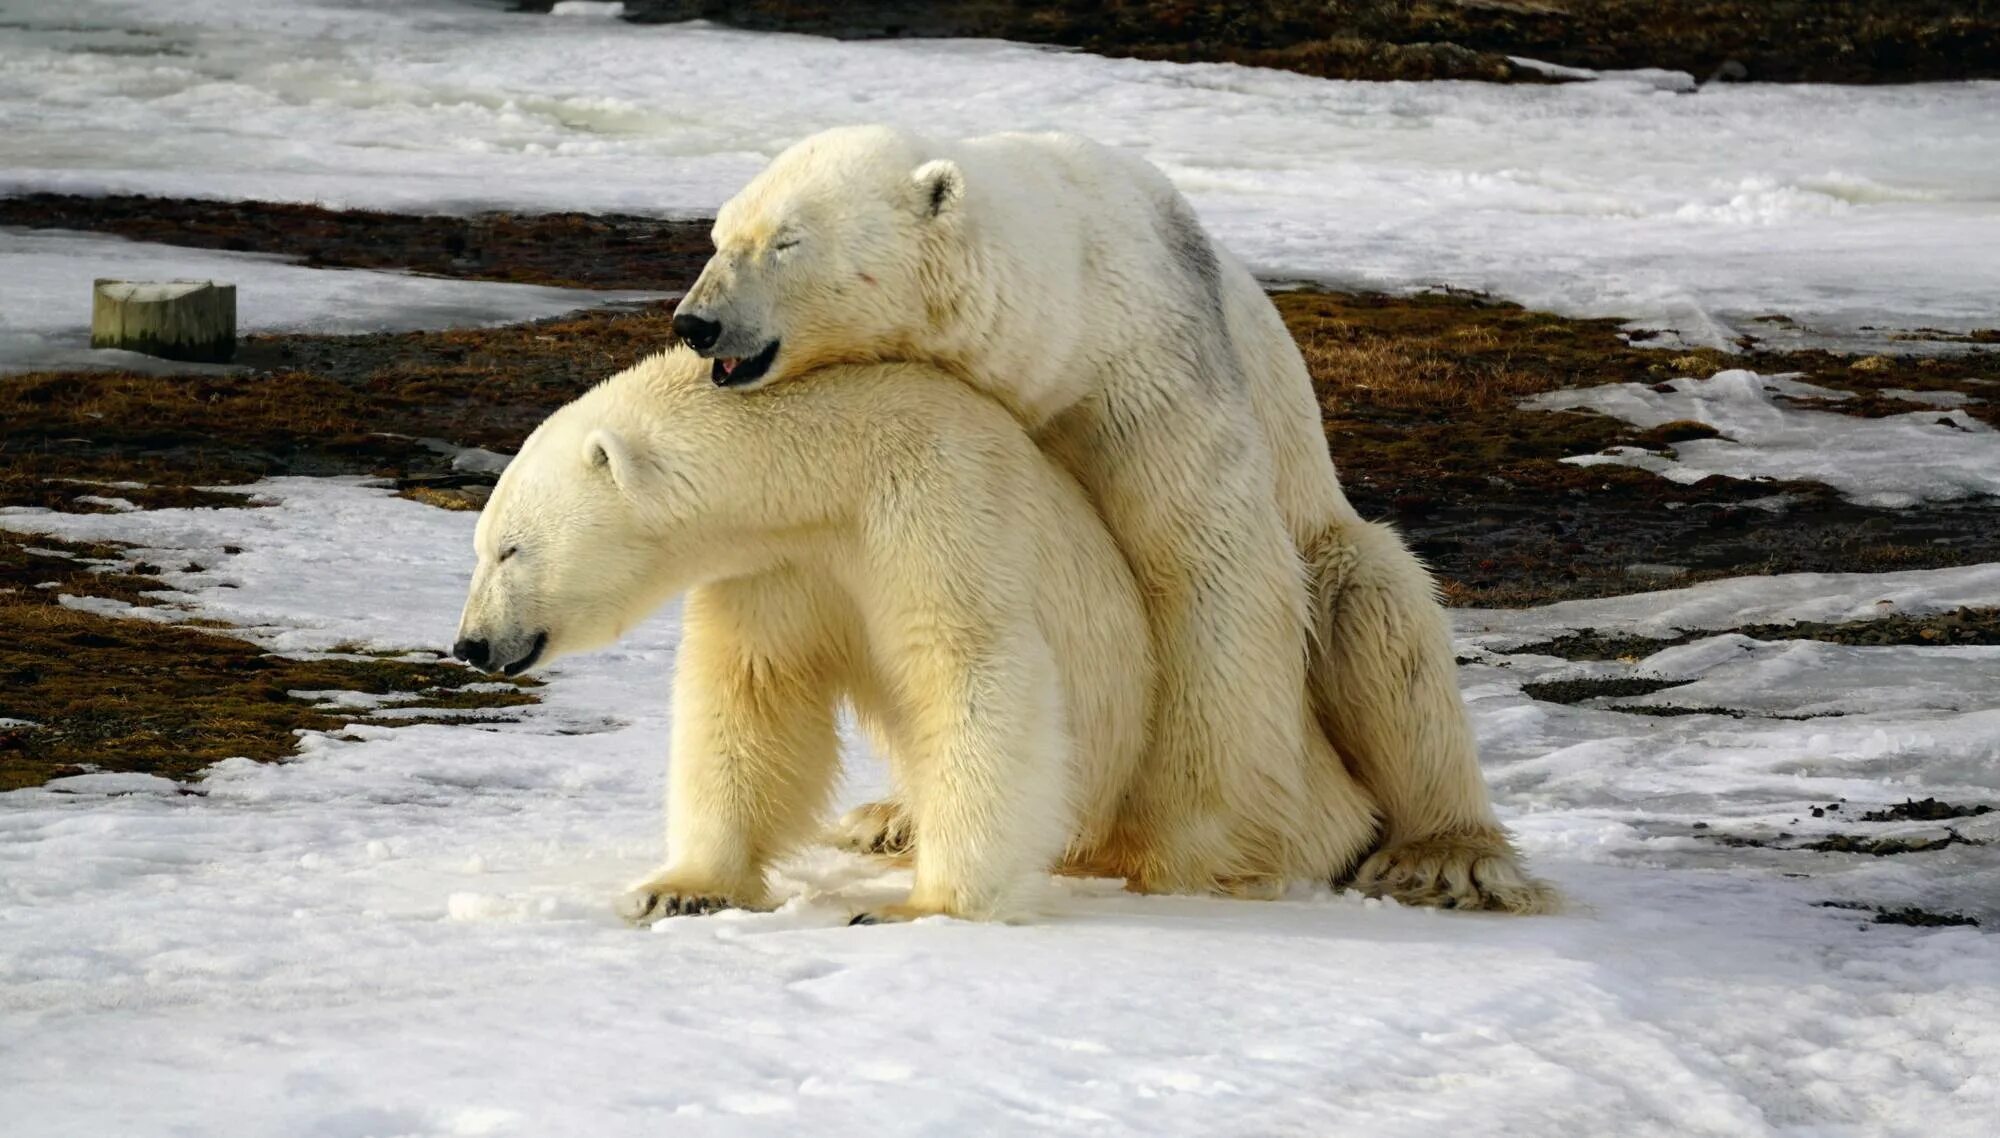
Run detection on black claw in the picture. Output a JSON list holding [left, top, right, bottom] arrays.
[[645, 893, 729, 918]]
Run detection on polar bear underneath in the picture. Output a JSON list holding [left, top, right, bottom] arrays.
[[455, 348, 1213, 921]]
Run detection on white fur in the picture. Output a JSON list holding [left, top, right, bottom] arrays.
[[676, 125, 1554, 910], [456, 348, 1154, 922]]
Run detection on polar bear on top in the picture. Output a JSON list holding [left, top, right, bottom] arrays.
[[672, 125, 1553, 912], [454, 348, 1379, 921]]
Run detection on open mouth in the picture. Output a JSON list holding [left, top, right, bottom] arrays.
[[500, 630, 548, 677], [711, 339, 781, 388]]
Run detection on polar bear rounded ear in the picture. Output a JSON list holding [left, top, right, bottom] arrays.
[[583, 427, 638, 489], [910, 159, 964, 219]]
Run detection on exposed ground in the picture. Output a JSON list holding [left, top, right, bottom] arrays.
[[517, 1, 2000, 85], [1277, 289, 2000, 605], [3, 196, 1997, 790], [0, 532, 537, 792]]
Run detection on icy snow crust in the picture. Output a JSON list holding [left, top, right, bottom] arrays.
[[4, 479, 1999, 1136], [1528, 370, 2000, 507], [4, 1, 2000, 345]]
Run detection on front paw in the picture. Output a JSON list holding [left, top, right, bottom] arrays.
[[617, 873, 759, 925]]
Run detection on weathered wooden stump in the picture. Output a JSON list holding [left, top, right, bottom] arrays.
[[91, 279, 237, 363]]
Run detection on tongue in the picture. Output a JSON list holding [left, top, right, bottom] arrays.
[[721, 358, 740, 375]]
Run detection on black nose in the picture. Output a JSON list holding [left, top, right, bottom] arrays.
[[453, 637, 491, 670], [673, 312, 722, 353]]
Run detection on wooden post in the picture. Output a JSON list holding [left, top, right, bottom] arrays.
[[91, 280, 237, 363]]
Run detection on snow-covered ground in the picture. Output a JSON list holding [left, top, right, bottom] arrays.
[[1528, 369, 2000, 507], [3, 479, 1997, 1137], [3, 0, 2000, 345], [0, 228, 665, 373]]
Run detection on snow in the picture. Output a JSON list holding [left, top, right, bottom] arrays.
[[1459, 562, 2000, 649], [1527, 370, 2000, 507], [549, 1, 626, 17], [4, 478, 1999, 1136], [3, 1, 1999, 345], [0, 228, 665, 373]]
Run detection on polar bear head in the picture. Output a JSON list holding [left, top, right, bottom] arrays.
[[452, 350, 788, 674], [671, 125, 965, 390]]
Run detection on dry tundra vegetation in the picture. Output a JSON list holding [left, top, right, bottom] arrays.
[[2, 195, 1997, 790], [520, 0, 2000, 85]]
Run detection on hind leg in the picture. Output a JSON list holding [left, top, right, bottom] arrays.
[[1220, 265, 1555, 913], [1046, 388, 1325, 894], [1306, 519, 1558, 914]]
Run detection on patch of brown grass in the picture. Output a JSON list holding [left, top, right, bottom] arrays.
[[1296, 325, 1556, 416]]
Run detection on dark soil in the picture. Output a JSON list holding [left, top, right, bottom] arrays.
[[1509, 674, 1832, 720], [1508, 607, 2000, 661], [1800, 832, 1984, 857], [1518, 675, 1693, 705], [0, 194, 712, 291], [1860, 798, 1995, 823], [1701, 830, 1986, 857], [517, 1, 2000, 85], [1819, 901, 1981, 929]]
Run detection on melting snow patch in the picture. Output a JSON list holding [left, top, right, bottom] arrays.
[[549, 1, 627, 17], [1459, 562, 2000, 648], [1527, 369, 2000, 506]]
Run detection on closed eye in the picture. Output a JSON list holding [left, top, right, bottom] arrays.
[[498, 545, 519, 563], [773, 238, 800, 252]]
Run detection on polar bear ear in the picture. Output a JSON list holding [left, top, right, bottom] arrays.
[[582, 428, 638, 490], [910, 159, 964, 219]]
